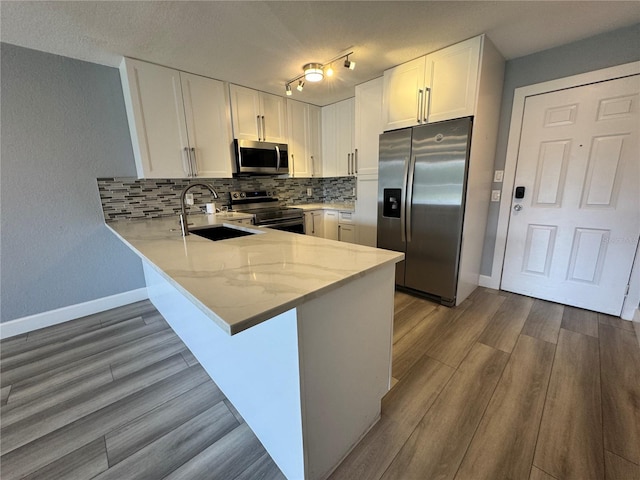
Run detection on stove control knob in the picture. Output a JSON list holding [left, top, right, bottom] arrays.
[[232, 193, 238, 198], [240, 193, 246, 198]]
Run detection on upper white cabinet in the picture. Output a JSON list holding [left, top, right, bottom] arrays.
[[355, 77, 383, 176], [287, 100, 322, 178], [229, 84, 287, 143], [382, 36, 482, 130], [322, 98, 355, 177], [119, 58, 233, 179]]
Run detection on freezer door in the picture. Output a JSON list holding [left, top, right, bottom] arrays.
[[377, 128, 412, 286], [404, 117, 471, 302]]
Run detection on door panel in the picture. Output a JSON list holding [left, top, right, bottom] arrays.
[[502, 75, 639, 315]]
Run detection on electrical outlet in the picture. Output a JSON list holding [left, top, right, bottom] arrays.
[[494, 170, 504, 183], [491, 190, 501, 202], [352, 187, 356, 196], [185, 193, 194, 205], [307, 188, 313, 197]]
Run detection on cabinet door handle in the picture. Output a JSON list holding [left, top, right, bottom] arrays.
[[183, 147, 192, 177], [423, 87, 431, 123], [354, 149, 358, 175], [338, 224, 342, 241], [190, 147, 198, 177], [261, 116, 266, 141], [256, 115, 262, 141], [311, 155, 314, 177], [417, 89, 423, 123], [311, 212, 315, 234], [291, 153, 295, 176]]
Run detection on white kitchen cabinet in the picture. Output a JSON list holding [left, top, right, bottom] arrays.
[[338, 224, 356, 243], [355, 77, 383, 176], [309, 104, 323, 177], [321, 98, 355, 177], [180, 72, 235, 178], [355, 176, 379, 247], [338, 212, 357, 243], [382, 35, 482, 130], [324, 210, 339, 240], [229, 84, 287, 143], [354, 78, 383, 247], [287, 100, 322, 178], [304, 210, 324, 237], [119, 58, 233, 179]]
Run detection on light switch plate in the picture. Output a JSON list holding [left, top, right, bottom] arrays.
[[494, 170, 504, 183], [307, 188, 313, 197], [185, 193, 194, 205], [491, 190, 501, 202]]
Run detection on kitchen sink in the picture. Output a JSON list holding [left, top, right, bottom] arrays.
[[190, 225, 256, 241]]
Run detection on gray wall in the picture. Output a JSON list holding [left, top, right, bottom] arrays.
[[1, 43, 145, 323], [480, 23, 640, 276]]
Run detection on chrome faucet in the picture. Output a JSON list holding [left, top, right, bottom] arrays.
[[179, 183, 219, 236]]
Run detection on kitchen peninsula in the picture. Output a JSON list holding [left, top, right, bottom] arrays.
[[107, 214, 403, 480]]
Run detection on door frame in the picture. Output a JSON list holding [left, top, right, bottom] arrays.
[[483, 61, 640, 320]]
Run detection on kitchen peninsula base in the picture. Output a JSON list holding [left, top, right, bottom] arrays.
[[142, 261, 395, 480]]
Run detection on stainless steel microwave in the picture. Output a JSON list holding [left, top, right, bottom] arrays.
[[234, 139, 289, 175]]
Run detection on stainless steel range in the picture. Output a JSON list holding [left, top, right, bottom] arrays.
[[229, 190, 304, 233]]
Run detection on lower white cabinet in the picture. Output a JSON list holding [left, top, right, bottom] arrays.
[[324, 211, 339, 240], [338, 224, 356, 244], [304, 211, 324, 237], [337, 211, 357, 244], [304, 209, 356, 243]]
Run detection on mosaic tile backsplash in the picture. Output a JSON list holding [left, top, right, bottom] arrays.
[[97, 176, 356, 221]]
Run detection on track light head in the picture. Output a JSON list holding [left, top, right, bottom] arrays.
[[344, 56, 356, 70], [285, 84, 292, 96], [297, 80, 304, 92]]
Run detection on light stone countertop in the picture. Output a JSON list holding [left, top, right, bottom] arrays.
[[107, 214, 403, 335], [294, 203, 355, 212]]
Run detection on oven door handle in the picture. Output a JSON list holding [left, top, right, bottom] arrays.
[[259, 218, 304, 229]]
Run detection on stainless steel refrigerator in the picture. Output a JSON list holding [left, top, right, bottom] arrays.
[[377, 117, 472, 306]]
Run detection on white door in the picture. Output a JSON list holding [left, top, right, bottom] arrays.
[[502, 75, 639, 315]]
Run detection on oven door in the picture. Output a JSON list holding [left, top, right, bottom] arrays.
[[259, 218, 305, 234]]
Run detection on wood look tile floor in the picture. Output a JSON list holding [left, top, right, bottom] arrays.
[[1, 288, 639, 480]]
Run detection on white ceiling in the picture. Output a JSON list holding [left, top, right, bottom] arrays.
[[1, 1, 639, 106]]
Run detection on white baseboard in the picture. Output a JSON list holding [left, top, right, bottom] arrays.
[[479, 274, 500, 290], [0, 288, 148, 340]]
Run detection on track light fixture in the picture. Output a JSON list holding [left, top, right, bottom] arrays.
[[344, 55, 356, 70], [284, 51, 355, 96]]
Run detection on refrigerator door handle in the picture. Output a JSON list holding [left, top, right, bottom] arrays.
[[406, 154, 417, 242], [400, 155, 411, 243], [417, 89, 423, 124]]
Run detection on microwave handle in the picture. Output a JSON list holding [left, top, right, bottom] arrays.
[[275, 145, 280, 172]]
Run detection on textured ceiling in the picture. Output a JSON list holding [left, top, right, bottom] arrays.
[[1, 1, 639, 106]]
